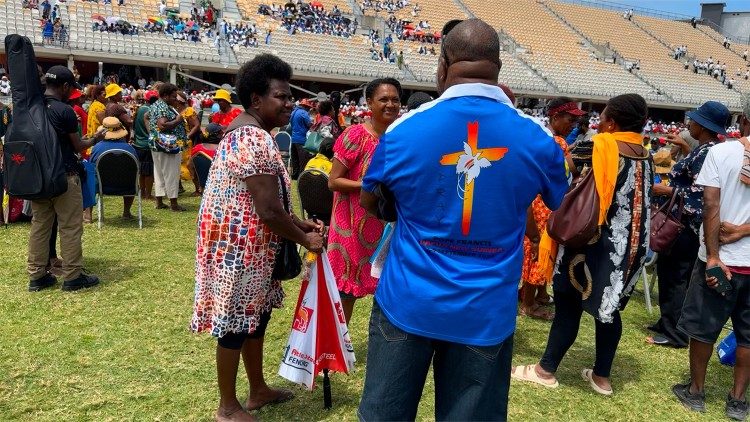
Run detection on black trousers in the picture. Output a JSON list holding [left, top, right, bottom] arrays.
[[650, 228, 699, 347], [290, 143, 313, 180], [539, 287, 623, 378]]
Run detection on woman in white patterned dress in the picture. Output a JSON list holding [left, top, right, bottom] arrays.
[[191, 54, 324, 422]]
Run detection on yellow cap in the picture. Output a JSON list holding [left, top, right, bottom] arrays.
[[213, 89, 232, 103], [104, 83, 122, 99]]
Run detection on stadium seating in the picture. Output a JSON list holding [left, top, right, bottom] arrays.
[[633, 14, 749, 93], [463, 0, 667, 102], [547, 1, 742, 108], [1, 0, 748, 109], [234, 29, 406, 79]]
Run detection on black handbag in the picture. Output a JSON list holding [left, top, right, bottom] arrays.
[[272, 174, 303, 281]]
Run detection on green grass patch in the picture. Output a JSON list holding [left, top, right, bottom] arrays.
[[0, 190, 736, 421]]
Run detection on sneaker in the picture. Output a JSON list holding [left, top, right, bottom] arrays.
[[28, 274, 57, 292], [726, 394, 749, 421], [62, 273, 100, 292], [672, 381, 706, 412]]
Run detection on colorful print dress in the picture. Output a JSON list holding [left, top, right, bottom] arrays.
[[521, 136, 569, 285], [328, 124, 385, 298], [191, 125, 290, 337], [553, 150, 653, 323]]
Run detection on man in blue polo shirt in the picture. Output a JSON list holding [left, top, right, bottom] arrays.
[[358, 19, 569, 421], [289, 98, 313, 179]]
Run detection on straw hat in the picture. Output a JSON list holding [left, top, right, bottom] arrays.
[[99, 116, 128, 140], [653, 148, 675, 175]]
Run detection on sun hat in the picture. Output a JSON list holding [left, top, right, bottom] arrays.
[[653, 148, 676, 175], [104, 83, 122, 99], [686, 101, 730, 135], [99, 116, 128, 140], [68, 88, 83, 100], [213, 88, 232, 102]]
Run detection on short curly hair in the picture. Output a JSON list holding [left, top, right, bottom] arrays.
[[236, 54, 293, 110], [158, 83, 178, 98]]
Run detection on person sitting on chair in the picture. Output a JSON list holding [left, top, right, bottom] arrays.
[[304, 137, 334, 175], [188, 123, 224, 195], [90, 116, 138, 220], [191, 122, 223, 160]]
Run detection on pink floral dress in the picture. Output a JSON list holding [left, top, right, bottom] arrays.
[[328, 124, 385, 298], [191, 125, 290, 338]]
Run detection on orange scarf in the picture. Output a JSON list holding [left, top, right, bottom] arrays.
[[537, 131, 644, 280]]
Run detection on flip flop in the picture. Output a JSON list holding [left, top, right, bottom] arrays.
[[511, 364, 559, 388], [245, 388, 295, 411], [645, 334, 673, 347], [581, 368, 613, 396], [519, 304, 554, 321]]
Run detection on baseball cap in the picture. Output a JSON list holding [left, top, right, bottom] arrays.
[[44, 65, 75, 86], [213, 89, 232, 102]]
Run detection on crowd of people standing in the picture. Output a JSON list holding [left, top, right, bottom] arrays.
[[5, 14, 750, 422]]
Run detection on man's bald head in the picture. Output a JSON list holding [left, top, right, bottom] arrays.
[[442, 19, 500, 68]]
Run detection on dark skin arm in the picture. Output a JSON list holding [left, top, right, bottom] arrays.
[[69, 128, 105, 152], [720, 222, 750, 245], [157, 112, 183, 132], [525, 207, 541, 260], [360, 189, 378, 216], [328, 158, 361, 193], [666, 133, 691, 157], [186, 113, 200, 139], [245, 174, 324, 253], [703, 185, 732, 288]]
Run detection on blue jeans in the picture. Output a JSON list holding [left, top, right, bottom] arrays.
[[358, 301, 513, 421]]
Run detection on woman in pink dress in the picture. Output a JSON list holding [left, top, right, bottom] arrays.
[[328, 78, 402, 323]]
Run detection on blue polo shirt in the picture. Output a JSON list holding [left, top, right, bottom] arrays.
[[290, 106, 312, 144], [362, 83, 569, 346]]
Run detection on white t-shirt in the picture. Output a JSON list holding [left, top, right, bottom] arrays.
[[697, 140, 750, 266]]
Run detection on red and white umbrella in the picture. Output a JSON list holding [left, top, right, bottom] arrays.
[[279, 251, 355, 408]]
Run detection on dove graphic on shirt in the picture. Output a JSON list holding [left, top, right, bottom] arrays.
[[455, 141, 493, 185]]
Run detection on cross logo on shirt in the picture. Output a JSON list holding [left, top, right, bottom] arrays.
[[440, 122, 508, 236]]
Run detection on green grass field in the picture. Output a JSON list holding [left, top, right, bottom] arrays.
[[0, 191, 738, 421]]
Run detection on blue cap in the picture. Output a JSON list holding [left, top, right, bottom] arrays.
[[686, 101, 730, 136]]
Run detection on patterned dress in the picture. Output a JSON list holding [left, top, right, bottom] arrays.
[[328, 124, 385, 297], [521, 136, 569, 285], [553, 150, 653, 323], [656, 141, 716, 235], [191, 125, 289, 337]]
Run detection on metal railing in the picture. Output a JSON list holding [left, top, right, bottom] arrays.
[[556, 0, 693, 21]]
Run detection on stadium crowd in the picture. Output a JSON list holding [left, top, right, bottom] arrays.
[[257, 2, 357, 37], [3, 12, 750, 422]]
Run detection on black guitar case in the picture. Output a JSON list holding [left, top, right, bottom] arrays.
[[2, 34, 68, 199]]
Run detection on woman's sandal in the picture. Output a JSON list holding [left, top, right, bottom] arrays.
[[519, 304, 554, 321], [511, 364, 559, 388], [581, 368, 613, 396]]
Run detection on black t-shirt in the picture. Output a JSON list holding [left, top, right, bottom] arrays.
[[45, 95, 80, 173]]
